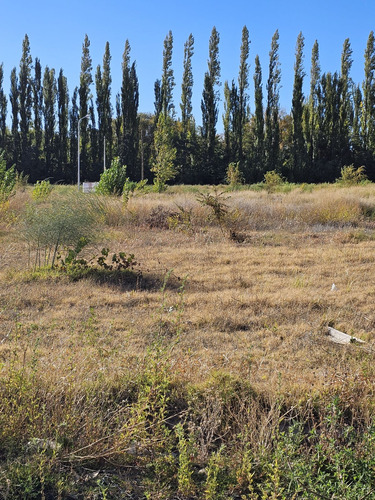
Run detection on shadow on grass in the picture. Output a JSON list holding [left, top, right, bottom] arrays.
[[67, 268, 185, 292]]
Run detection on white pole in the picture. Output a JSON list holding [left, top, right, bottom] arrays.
[[77, 114, 90, 191]]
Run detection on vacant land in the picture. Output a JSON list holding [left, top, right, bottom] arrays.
[[1, 184, 375, 498]]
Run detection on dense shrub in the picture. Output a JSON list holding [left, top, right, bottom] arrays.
[[96, 157, 128, 195]]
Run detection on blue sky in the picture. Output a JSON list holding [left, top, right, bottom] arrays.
[[1, 0, 375, 131]]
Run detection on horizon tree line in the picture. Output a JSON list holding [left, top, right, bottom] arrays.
[[1, 29, 375, 185]]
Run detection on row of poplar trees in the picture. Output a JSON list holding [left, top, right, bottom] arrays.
[[1, 28, 375, 184]]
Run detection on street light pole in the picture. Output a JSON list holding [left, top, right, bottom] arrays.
[[77, 114, 90, 191]]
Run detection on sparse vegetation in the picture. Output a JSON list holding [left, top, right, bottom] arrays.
[[2, 183, 375, 498]]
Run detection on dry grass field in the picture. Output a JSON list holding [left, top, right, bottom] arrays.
[[1, 183, 375, 498]]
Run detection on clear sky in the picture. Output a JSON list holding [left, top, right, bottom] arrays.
[[1, 0, 375, 131]]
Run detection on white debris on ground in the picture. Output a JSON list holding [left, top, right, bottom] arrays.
[[327, 326, 365, 345]]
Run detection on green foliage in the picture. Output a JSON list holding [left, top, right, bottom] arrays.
[[32, 180, 53, 201], [96, 157, 128, 195], [263, 170, 284, 193], [55, 242, 138, 282], [197, 189, 241, 237], [175, 423, 195, 496], [95, 247, 137, 271], [21, 193, 101, 268], [151, 113, 178, 192], [337, 164, 367, 185], [197, 189, 230, 226], [122, 178, 148, 204], [0, 151, 17, 202], [226, 162, 244, 188], [167, 204, 193, 233]]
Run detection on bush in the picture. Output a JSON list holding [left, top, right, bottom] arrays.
[[32, 180, 54, 201], [226, 162, 243, 189], [0, 150, 17, 202], [337, 165, 367, 185], [96, 157, 128, 195], [21, 193, 101, 268], [263, 170, 284, 193]]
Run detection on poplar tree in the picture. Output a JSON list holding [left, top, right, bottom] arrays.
[[121, 40, 139, 178], [265, 30, 281, 173], [352, 84, 363, 161], [89, 98, 99, 173], [0, 64, 7, 151], [291, 32, 306, 180], [151, 113, 177, 191], [33, 58, 43, 165], [161, 31, 175, 117], [19, 34, 33, 176], [339, 38, 353, 165], [79, 34, 93, 180], [306, 40, 321, 178], [320, 72, 340, 180], [95, 41, 112, 170], [179, 33, 195, 182], [253, 54, 265, 180], [154, 79, 162, 120], [180, 33, 194, 133], [223, 80, 232, 164], [43, 66, 56, 177], [201, 26, 221, 182], [115, 92, 121, 156], [69, 87, 78, 180], [10, 68, 20, 167], [361, 31, 375, 156], [57, 69, 69, 178], [236, 25, 250, 169]]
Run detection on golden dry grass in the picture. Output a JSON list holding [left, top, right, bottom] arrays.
[[1, 183, 375, 401]]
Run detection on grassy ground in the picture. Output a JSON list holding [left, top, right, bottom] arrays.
[[1, 183, 375, 498]]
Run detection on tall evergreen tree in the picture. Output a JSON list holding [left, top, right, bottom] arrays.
[[95, 41, 112, 171], [57, 69, 69, 179], [120, 40, 139, 178], [79, 34, 93, 180], [265, 30, 281, 173], [291, 32, 306, 181], [161, 31, 175, 117], [0, 64, 7, 151], [252, 54, 265, 180], [201, 26, 221, 182], [10, 68, 20, 168], [43, 66, 56, 178], [18, 34, 33, 176]]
